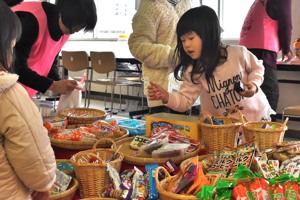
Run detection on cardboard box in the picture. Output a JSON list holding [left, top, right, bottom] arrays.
[[146, 112, 200, 141]]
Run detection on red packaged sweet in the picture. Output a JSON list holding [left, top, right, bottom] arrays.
[[283, 181, 300, 200], [232, 182, 249, 200], [268, 183, 285, 200], [248, 178, 269, 200]]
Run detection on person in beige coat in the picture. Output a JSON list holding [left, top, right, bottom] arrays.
[[128, 0, 192, 112], [0, 1, 56, 199]]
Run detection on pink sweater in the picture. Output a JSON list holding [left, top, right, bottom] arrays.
[[166, 45, 271, 121]]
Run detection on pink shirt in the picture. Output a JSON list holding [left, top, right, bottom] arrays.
[[239, 0, 279, 53], [166, 45, 271, 121], [12, 2, 69, 97]]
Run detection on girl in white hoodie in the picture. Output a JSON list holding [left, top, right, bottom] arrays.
[[0, 1, 56, 199]]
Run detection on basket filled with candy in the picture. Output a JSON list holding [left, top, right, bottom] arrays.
[[70, 138, 124, 198], [45, 118, 129, 150], [198, 113, 242, 154], [115, 125, 202, 166], [58, 108, 107, 125], [242, 117, 289, 151]]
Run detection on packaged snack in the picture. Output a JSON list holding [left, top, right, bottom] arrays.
[[151, 143, 190, 158], [50, 169, 72, 194], [164, 159, 179, 175], [208, 148, 236, 175], [139, 136, 169, 155], [232, 182, 249, 200], [230, 141, 256, 174], [131, 167, 148, 200], [119, 169, 134, 200], [283, 180, 300, 200], [107, 163, 121, 190], [168, 156, 198, 194], [248, 178, 269, 200], [145, 164, 159, 200], [187, 161, 210, 195], [130, 136, 149, 150]]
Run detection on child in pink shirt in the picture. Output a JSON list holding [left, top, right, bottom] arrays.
[[147, 5, 274, 121]]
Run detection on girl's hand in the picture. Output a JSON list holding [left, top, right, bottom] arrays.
[[147, 82, 169, 104], [239, 82, 257, 97]]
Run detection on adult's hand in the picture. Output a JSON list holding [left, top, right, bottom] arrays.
[[281, 50, 293, 62], [49, 79, 82, 94]]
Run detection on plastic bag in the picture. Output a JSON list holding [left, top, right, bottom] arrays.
[[55, 74, 85, 114]]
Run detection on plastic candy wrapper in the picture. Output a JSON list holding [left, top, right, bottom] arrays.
[[55, 75, 85, 114], [279, 155, 300, 177], [195, 185, 215, 200], [139, 136, 169, 155], [164, 159, 179, 175], [256, 159, 279, 179], [168, 156, 198, 194], [130, 136, 149, 150], [57, 161, 74, 172], [208, 148, 236, 176], [214, 179, 237, 200], [145, 163, 159, 200], [50, 169, 72, 195], [44, 118, 68, 134], [203, 116, 224, 125], [131, 167, 148, 200], [186, 159, 210, 195], [107, 163, 121, 191], [230, 141, 256, 174], [119, 169, 134, 200], [152, 143, 190, 158], [117, 118, 146, 136]]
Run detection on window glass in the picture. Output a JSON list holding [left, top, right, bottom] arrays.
[[202, 0, 253, 39]]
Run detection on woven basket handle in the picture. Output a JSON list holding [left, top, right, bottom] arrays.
[[228, 107, 248, 125], [92, 138, 117, 150], [155, 166, 171, 191], [73, 152, 105, 165], [282, 117, 289, 131]]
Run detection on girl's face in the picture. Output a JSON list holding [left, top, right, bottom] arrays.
[[7, 39, 16, 68], [180, 31, 202, 60]]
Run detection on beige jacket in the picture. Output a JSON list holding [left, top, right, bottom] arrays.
[[128, 0, 191, 107], [0, 72, 56, 200]]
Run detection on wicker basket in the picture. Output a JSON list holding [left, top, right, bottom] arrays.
[[50, 127, 129, 150], [242, 117, 289, 151], [198, 115, 242, 154], [58, 108, 107, 125], [155, 166, 198, 200], [71, 138, 124, 198], [115, 137, 201, 166], [50, 178, 79, 200]]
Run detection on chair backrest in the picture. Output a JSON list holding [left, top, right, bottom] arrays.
[[61, 51, 89, 71], [90, 51, 116, 74]]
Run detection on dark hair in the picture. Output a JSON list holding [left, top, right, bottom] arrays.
[[174, 5, 227, 84], [56, 0, 97, 32], [0, 0, 22, 71], [2, 0, 23, 7]]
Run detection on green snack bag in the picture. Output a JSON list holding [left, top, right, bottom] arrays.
[[215, 179, 237, 200], [195, 185, 215, 200]]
